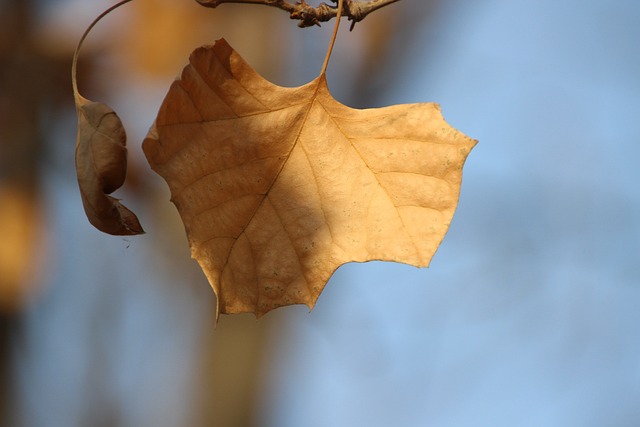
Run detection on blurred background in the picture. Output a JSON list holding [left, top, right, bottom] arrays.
[[1, 0, 639, 426]]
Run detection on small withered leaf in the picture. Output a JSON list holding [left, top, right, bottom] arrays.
[[75, 96, 144, 235]]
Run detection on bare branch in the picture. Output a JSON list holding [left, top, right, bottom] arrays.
[[195, 0, 401, 29]]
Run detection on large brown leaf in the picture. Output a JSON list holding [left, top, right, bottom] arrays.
[[143, 38, 476, 317]]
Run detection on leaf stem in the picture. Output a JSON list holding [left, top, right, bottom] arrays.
[[71, 0, 134, 99], [320, 0, 343, 76]]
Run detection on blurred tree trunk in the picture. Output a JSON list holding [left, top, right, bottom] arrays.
[[0, 0, 42, 311]]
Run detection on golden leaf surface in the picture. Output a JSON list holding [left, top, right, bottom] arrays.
[[143, 39, 476, 317]]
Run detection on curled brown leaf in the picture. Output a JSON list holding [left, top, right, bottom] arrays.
[[72, 0, 142, 235], [75, 96, 144, 235]]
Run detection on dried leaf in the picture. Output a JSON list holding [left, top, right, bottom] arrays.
[[72, 0, 142, 236], [75, 95, 144, 235], [143, 39, 476, 317]]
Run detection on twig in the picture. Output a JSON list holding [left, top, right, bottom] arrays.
[[195, 0, 401, 29]]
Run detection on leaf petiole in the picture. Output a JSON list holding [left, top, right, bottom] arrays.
[[319, 0, 344, 76], [71, 0, 134, 100]]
